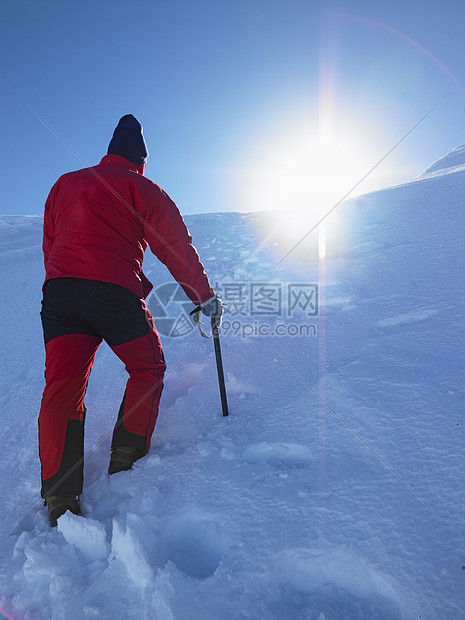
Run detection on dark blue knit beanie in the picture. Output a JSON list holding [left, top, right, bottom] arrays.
[[107, 114, 148, 164]]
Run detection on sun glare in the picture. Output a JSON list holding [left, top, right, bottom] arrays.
[[241, 122, 374, 260]]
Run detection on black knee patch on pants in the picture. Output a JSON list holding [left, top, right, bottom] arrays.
[[41, 419, 85, 498], [110, 391, 147, 451]]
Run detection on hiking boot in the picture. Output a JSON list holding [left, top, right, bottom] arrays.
[[108, 447, 145, 475], [45, 495, 81, 527]]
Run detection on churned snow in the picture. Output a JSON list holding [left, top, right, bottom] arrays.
[[0, 146, 464, 619]]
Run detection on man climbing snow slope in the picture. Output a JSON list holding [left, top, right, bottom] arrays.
[[39, 114, 222, 526]]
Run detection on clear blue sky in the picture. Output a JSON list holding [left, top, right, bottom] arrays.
[[1, 0, 465, 216]]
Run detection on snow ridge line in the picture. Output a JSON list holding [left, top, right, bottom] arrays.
[[276, 353, 435, 514]]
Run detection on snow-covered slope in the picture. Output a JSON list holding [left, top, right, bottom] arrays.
[[0, 147, 464, 619]]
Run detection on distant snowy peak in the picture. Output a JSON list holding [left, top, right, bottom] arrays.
[[417, 144, 465, 180]]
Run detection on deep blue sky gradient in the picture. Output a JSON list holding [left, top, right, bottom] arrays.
[[1, 0, 465, 215]]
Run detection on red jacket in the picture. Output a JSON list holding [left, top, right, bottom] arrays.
[[43, 155, 214, 304]]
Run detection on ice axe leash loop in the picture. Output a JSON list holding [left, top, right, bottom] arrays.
[[190, 306, 229, 416], [189, 301, 228, 339], [189, 305, 211, 338]]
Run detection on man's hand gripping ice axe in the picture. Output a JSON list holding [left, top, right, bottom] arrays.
[[190, 295, 229, 417]]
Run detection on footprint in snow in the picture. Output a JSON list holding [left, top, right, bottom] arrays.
[[377, 309, 438, 328], [162, 363, 206, 408], [266, 547, 404, 619], [159, 512, 228, 579], [242, 443, 315, 469]]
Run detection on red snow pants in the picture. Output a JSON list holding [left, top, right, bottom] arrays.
[[38, 277, 166, 498]]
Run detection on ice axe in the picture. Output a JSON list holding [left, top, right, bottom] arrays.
[[190, 306, 229, 417], [212, 319, 229, 416]]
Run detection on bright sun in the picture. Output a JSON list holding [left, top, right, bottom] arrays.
[[238, 121, 376, 259]]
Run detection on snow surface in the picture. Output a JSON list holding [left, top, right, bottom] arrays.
[[0, 147, 464, 619]]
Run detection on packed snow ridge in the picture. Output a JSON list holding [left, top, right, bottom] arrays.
[[417, 142, 465, 179]]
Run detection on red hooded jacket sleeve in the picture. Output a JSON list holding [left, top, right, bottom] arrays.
[[43, 155, 214, 304]]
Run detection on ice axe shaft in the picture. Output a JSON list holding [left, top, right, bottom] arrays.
[[212, 320, 229, 417]]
